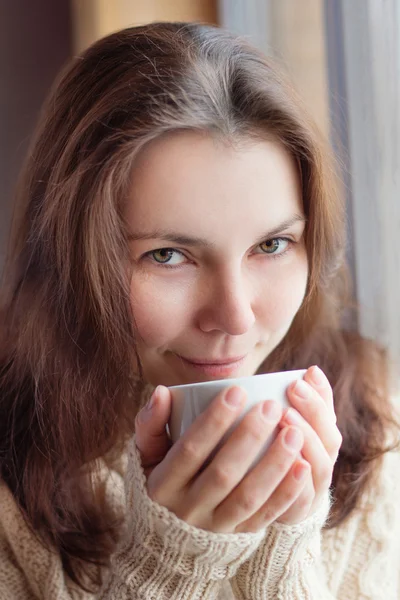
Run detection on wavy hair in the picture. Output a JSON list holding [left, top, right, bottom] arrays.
[[0, 22, 397, 591]]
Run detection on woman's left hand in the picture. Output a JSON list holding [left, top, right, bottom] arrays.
[[276, 365, 342, 524]]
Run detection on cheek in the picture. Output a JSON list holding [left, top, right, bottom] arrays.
[[257, 260, 308, 329], [130, 275, 192, 347]]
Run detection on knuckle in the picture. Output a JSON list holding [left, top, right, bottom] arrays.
[[242, 419, 266, 444], [208, 410, 229, 431], [236, 491, 259, 514], [178, 439, 199, 464], [260, 504, 278, 524], [211, 464, 235, 488], [275, 455, 295, 475]]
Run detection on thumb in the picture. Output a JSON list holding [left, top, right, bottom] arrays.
[[135, 385, 172, 471]]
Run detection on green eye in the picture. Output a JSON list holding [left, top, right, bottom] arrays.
[[147, 248, 186, 266], [152, 249, 175, 263], [258, 238, 290, 256], [260, 239, 281, 254]]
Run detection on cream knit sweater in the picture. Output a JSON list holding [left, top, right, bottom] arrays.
[[0, 429, 399, 598]]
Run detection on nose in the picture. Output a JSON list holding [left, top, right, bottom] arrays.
[[196, 269, 256, 336]]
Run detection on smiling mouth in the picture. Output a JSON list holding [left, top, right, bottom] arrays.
[[176, 354, 247, 365], [173, 353, 248, 376]]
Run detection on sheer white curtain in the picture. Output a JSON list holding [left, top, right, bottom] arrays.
[[326, 0, 400, 369], [219, 0, 400, 369]]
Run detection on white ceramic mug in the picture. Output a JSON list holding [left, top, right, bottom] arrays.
[[168, 369, 306, 473]]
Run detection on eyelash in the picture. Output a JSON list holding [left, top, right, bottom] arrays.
[[141, 237, 295, 270]]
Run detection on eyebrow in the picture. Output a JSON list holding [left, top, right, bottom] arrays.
[[127, 214, 306, 248]]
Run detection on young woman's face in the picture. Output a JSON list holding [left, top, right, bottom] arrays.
[[126, 131, 308, 386]]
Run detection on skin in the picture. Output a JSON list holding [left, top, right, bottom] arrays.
[[126, 131, 308, 387], [126, 130, 342, 533]]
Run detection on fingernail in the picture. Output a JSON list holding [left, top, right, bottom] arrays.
[[310, 366, 325, 385], [261, 400, 281, 421], [294, 461, 309, 481], [284, 408, 303, 425], [294, 380, 309, 399], [138, 387, 159, 423], [147, 386, 160, 410], [224, 386, 244, 408], [283, 427, 303, 450]]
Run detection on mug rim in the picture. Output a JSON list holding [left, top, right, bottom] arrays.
[[167, 368, 306, 391]]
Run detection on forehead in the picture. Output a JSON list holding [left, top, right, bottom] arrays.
[[126, 130, 302, 233]]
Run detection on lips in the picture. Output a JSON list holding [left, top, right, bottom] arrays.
[[175, 354, 247, 365], [172, 353, 248, 378]]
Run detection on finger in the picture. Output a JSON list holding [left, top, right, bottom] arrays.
[[187, 401, 285, 520], [289, 377, 334, 425], [282, 407, 337, 491], [210, 425, 303, 532], [150, 386, 248, 494], [304, 366, 335, 420], [135, 385, 173, 470], [277, 467, 315, 525], [235, 459, 311, 533], [286, 381, 342, 461]]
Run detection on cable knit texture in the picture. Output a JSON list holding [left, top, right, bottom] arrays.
[[231, 491, 332, 599], [1, 417, 400, 598], [100, 436, 266, 599]]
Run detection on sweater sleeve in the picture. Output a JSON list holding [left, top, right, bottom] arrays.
[[230, 490, 333, 600], [0, 435, 265, 600], [99, 435, 266, 599], [2, 443, 399, 600], [230, 448, 400, 600]]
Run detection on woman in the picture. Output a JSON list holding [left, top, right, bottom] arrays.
[[0, 22, 399, 599]]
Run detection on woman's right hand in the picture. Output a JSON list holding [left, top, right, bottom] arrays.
[[135, 385, 309, 534]]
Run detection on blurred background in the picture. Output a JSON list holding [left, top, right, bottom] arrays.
[[0, 0, 399, 367]]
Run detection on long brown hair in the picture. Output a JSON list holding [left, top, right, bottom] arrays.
[[0, 22, 398, 591]]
